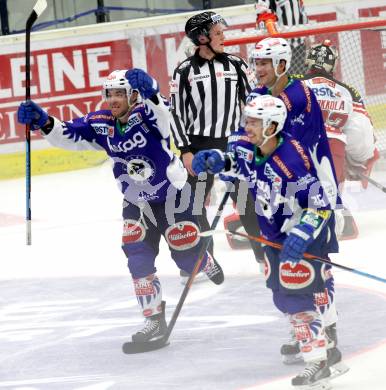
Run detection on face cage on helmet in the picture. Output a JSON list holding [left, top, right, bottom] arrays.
[[102, 86, 130, 101], [306, 45, 338, 74]]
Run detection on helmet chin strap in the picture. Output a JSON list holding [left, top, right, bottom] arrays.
[[117, 100, 137, 122], [206, 41, 218, 56], [267, 64, 287, 93]]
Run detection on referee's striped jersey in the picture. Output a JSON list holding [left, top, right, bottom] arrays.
[[169, 51, 253, 152], [265, 0, 308, 47], [268, 0, 308, 28]]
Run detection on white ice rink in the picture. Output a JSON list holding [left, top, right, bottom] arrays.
[[1, 161, 386, 390]]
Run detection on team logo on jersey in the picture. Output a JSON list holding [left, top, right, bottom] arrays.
[[122, 219, 146, 243], [107, 131, 147, 153], [279, 260, 315, 290], [138, 191, 159, 202], [264, 163, 282, 192], [236, 145, 254, 162], [290, 113, 305, 126], [126, 155, 155, 184], [228, 134, 250, 144], [124, 113, 142, 133], [311, 86, 336, 98], [165, 221, 200, 251], [91, 123, 114, 136]]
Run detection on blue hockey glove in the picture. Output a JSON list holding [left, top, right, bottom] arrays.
[[125, 68, 159, 99], [17, 100, 48, 130], [192, 150, 225, 175], [279, 223, 315, 267]]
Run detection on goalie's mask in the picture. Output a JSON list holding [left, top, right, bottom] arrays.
[[102, 70, 142, 105], [185, 11, 228, 46], [244, 95, 287, 147], [249, 37, 292, 78], [306, 39, 338, 75]]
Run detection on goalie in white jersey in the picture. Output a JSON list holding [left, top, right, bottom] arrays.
[[299, 39, 379, 240]]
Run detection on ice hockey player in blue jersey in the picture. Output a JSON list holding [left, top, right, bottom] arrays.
[[17, 68, 224, 343], [192, 95, 348, 389], [247, 37, 348, 371], [248, 37, 339, 211]]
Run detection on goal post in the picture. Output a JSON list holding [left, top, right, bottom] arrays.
[[224, 16, 386, 159]]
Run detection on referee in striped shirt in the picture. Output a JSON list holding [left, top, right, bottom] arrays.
[[255, 0, 309, 73], [170, 11, 264, 268]]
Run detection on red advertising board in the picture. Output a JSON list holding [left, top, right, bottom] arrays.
[[0, 4, 384, 148]]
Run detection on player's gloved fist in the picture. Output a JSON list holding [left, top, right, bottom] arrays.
[[125, 68, 159, 99], [17, 100, 48, 130], [192, 149, 225, 175], [279, 224, 315, 267]]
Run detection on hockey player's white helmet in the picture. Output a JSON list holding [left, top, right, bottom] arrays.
[[102, 70, 141, 103], [249, 37, 292, 77], [306, 39, 338, 74], [244, 95, 287, 146]]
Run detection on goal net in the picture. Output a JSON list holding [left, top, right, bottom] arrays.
[[224, 16, 386, 162]]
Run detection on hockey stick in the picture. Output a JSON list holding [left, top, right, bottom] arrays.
[[122, 185, 233, 354], [25, 0, 47, 245], [200, 229, 386, 284], [357, 172, 386, 194]]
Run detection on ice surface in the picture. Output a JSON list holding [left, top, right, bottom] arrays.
[[1, 162, 386, 389]]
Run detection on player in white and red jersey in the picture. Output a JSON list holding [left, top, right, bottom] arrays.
[[299, 40, 379, 239]]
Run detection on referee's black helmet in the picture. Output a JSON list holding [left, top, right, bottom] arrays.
[[185, 11, 227, 45]]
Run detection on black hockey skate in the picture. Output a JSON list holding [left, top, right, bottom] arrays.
[[326, 347, 350, 379], [324, 323, 349, 378], [280, 328, 302, 364], [292, 360, 332, 390], [179, 269, 207, 285], [280, 337, 302, 365], [132, 301, 167, 343], [203, 256, 224, 285], [281, 323, 339, 365]]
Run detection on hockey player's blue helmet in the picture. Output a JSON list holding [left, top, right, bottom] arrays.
[[306, 39, 338, 74], [185, 11, 228, 46]]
